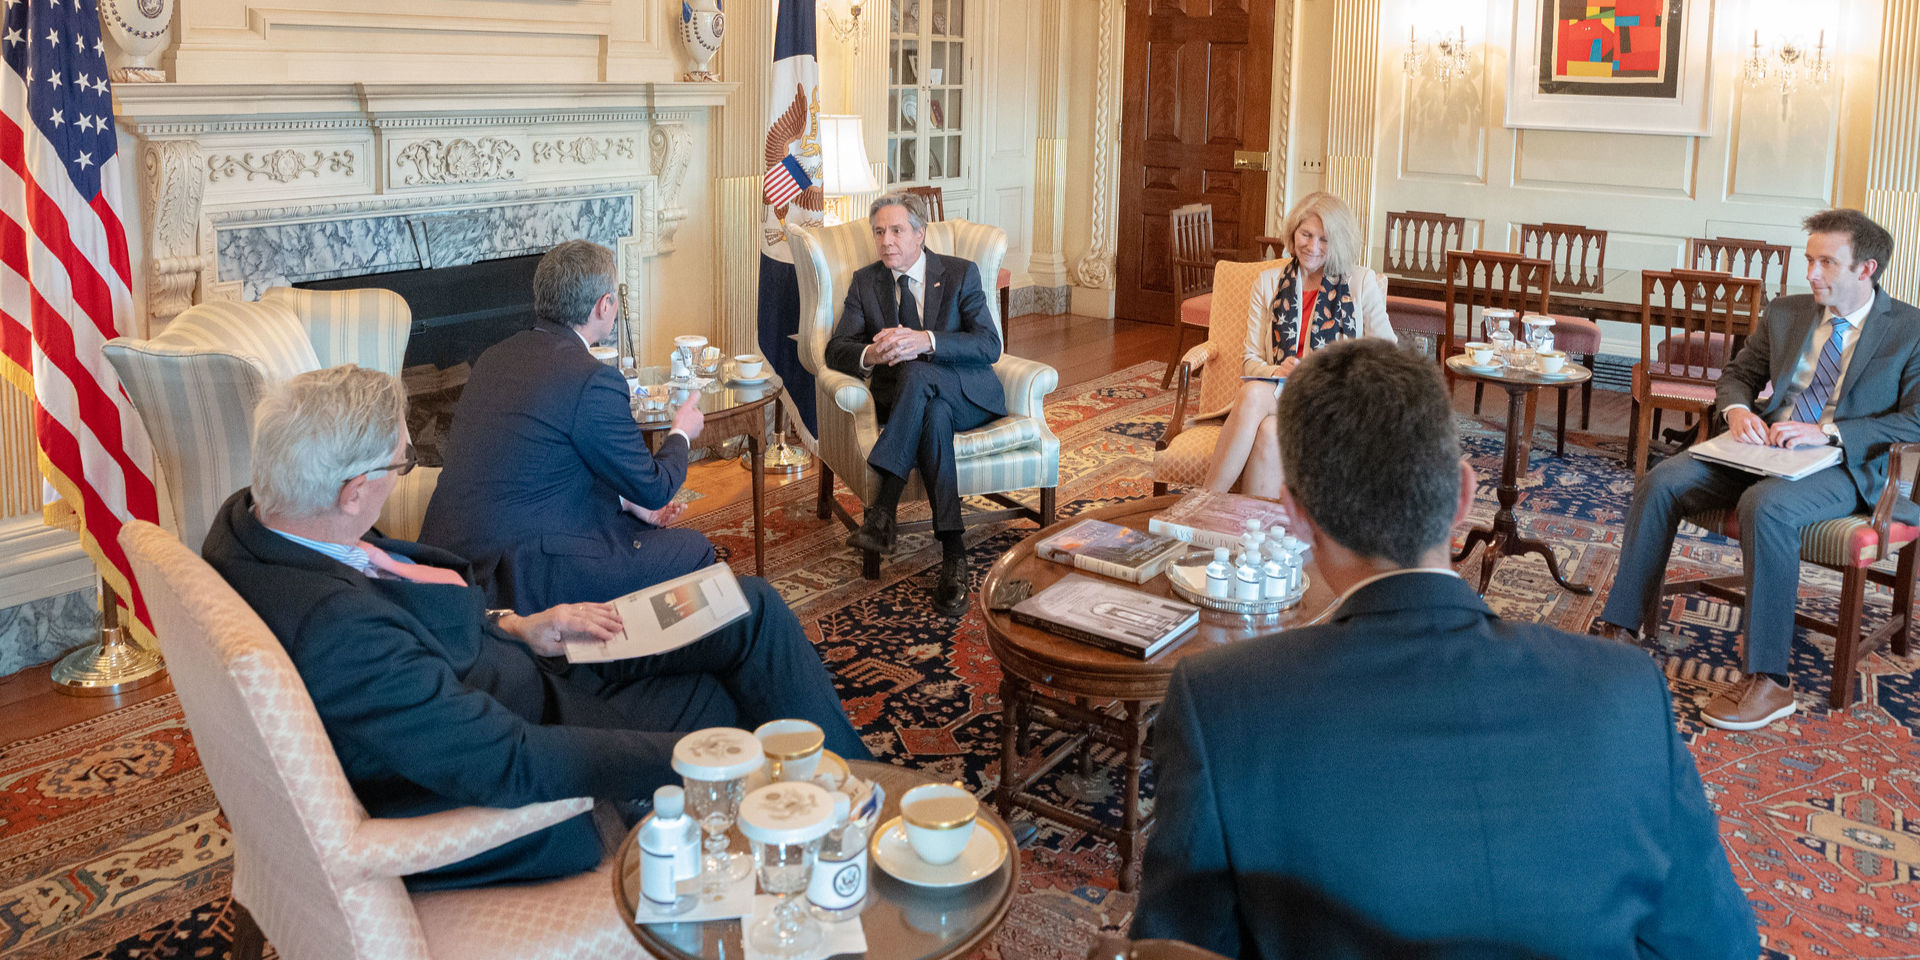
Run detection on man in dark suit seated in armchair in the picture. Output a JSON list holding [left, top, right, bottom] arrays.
[[421, 239, 722, 612], [1594, 209, 1920, 731], [825, 192, 1007, 617], [204, 365, 867, 890], [1133, 340, 1758, 958]]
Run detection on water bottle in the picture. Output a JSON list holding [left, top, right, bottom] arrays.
[[1262, 557, 1286, 599], [1234, 555, 1262, 601], [808, 792, 869, 920], [1205, 547, 1232, 598], [639, 785, 699, 912]]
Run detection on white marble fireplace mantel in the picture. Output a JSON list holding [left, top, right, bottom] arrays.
[[112, 81, 737, 361]]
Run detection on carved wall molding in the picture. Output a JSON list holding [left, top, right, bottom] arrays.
[[208, 178, 650, 225], [650, 121, 694, 253], [531, 136, 635, 166], [393, 137, 522, 186], [1266, 0, 1296, 235], [207, 148, 355, 183], [1071, 0, 1123, 290], [139, 139, 208, 330]]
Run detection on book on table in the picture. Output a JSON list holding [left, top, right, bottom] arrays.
[[1688, 432, 1841, 481], [1009, 574, 1200, 659], [563, 562, 751, 663], [1034, 518, 1189, 583], [1148, 489, 1293, 550]]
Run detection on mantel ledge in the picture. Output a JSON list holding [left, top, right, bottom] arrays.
[[114, 81, 738, 133]]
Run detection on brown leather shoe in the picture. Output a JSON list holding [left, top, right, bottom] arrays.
[[1588, 620, 1639, 643], [1701, 675, 1796, 731]]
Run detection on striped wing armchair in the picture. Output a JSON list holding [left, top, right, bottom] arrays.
[[102, 288, 434, 550], [788, 218, 1060, 578]]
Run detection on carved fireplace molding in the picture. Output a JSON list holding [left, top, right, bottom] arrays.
[[113, 82, 733, 336]]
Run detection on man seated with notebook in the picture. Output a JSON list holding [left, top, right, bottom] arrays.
[[1594, 208, 1920, 730], [1133, 339, 1757, 957], [202, 364, 868, 891]]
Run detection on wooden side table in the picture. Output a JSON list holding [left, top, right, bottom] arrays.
[[613, 760, 1018, 960], [1442, 354, 1594, 595], [632, 368, 784, 576], [979, 496, 1338, 890]]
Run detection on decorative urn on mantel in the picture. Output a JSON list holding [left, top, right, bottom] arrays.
[[680, 0, 725, 82], [98, 0, 174, 83]]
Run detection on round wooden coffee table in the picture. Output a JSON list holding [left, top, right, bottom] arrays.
[[980, 495, 1339, 890], [613, 760, 1018, 960]]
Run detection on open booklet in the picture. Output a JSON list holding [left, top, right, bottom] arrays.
[[563, 562, 751, 663], [1689, 431, 1841, 481]]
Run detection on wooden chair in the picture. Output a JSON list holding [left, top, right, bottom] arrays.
[[905, 184, 1013, 326], [1160, 202, 1218, 389], [1442, 250, 1579, 455], [1654, 446, 1920, 708], [1383, 210, 1467, 346], [1628, 270, 1763, 477], [1688, 236, 1791, 305], [1517, 222, 1605, 432], [1087, 934, 1231, 960]]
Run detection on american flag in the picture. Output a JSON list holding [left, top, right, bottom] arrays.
[[763, 154, 812, 208], [3, 0, 159, 636]]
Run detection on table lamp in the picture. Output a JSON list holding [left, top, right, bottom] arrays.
[[818, 114, 879, 225]]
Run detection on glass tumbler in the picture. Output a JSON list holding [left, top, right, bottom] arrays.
[[683, 776, 754, 894], [747, 835, 826, 957]]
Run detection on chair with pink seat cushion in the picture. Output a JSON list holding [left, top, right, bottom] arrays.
[[117, 519, 650, 960], [1517, 221, 1607, 433], [1382, 210, 1466, 345], [1629, 269, 1764, 477], [1160, 203, 1218, 389]]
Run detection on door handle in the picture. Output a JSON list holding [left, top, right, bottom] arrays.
[[1232, 151, 1270, 172]]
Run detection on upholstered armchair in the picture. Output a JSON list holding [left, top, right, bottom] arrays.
[[119, 521, 645, 960], [103, 289, 435, 549], [1152, 258, 1277, 496], [788, 218, 1060, 578]]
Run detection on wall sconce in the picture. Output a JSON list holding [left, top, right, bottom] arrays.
[[822, 1, 864, 55], [1743, 29, 1833, 94], [1402, 26, 1472, 84]]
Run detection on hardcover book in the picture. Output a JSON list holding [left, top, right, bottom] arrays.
[[1010, 574, 1200, 659], [1148, 490, 1293, 550], [1034, 519, 1189, 583]]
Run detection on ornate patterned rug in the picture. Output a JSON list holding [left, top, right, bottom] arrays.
[[3, 361, 1914, 959]]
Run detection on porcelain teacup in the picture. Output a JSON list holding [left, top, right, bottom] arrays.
[[900, 783, 978, 866], [1465, 342, 1495, 366], [754, 719, 824, 782]]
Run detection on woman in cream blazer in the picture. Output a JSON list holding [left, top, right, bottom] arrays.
[[1202, 191, 1394, 498]]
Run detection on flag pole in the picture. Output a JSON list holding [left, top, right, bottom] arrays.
[[52, 576, 166, 697]]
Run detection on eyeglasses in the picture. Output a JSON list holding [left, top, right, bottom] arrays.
[[347, 442, 417, 484]]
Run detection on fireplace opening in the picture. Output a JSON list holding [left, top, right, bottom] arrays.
[[297, 253, 543, 465]]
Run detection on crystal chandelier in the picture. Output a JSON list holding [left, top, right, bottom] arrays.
[[1402, 26, 1473, 85]]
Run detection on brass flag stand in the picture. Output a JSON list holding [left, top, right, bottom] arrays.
[[52, 579, 165, 697]]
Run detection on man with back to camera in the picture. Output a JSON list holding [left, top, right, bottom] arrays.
[[203, 364, 867, 890], [1132, 340, 1758, 958], [420, 239, 719, 612], [824, 193, 1007, 617], [1593, 209, 1920, 730]]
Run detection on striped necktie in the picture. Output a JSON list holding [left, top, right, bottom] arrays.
[[1790, 316, 1852, 424]]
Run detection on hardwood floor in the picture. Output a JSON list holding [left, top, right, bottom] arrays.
[[0, 313, 1638, 732]]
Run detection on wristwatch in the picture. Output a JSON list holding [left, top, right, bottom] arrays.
[[1822, 423, 1841, 447]]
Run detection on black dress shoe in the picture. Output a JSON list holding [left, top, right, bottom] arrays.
[[934, 555, 971, 617], [847, 507, 897, 554]]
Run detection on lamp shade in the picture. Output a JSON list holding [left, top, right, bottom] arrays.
[[818, 114, 880, 197]]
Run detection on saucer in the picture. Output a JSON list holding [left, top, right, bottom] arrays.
[[1457, 361, 1500, 373], [1533, 369, 1576, 380], [728, 369, 772, 385], [869, 815, 1008, 887], [742, 748, 850, 792]]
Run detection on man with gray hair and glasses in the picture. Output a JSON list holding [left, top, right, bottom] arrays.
[[825, 192, 1006, 616], [1134, 340, 1756, 957], [203, 364, 866, 890]]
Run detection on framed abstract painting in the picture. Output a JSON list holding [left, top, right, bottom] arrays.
[[1505, 0, 1714, 136]]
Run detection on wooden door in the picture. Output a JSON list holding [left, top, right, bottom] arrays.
[[1115, 0, 1275, 325]]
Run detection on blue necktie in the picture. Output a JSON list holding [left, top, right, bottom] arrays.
[[896, 274, 920, 330], [1790, 316, 1852, 424]]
